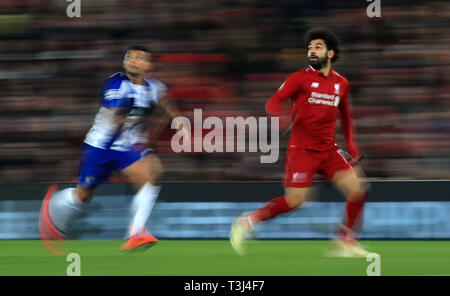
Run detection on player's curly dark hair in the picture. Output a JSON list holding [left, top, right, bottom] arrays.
[[304, 27, 340, 63], [126, 45, 151, 54]]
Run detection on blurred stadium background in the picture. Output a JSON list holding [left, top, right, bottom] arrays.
[[0, 1, 449, 244], [0, 0, 448, 182]]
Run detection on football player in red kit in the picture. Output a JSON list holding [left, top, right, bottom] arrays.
[[230, 27, 372, 257]]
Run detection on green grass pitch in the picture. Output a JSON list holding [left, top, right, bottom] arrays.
[[0, 240, 448, 276]]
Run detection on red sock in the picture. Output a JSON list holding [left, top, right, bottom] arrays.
[[249, 196, 291, 223], [340, 192, 367, 240]]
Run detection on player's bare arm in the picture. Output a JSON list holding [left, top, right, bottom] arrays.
[[158, 95, 184, 128], [158, 95, 190, 142], [112, 107, 129, 126]]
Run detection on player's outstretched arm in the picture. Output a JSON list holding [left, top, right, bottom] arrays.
[[158, 95, 185, 129]]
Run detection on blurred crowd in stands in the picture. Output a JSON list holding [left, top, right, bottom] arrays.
[[0, 0, 449, 182]]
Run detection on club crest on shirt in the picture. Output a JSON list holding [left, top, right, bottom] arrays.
[[84, 176, 96, 186], [334, 83, 340, 95], [311, 82, 319, 88]]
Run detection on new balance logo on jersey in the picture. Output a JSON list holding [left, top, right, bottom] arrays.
[[311, 82, 319, 88]]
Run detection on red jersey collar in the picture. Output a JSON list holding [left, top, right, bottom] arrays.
[[308, 65, 335, 78]]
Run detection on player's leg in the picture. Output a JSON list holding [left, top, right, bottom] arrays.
[[39, 144, 111, 254], [247, 187, 308, 225], [230, 187, 309, 256], [119, 150, 162, 250], [46, 186, 92, 235], [330, 168, 371, 257], [230, 148, 317, 255], [47, 145, 112, 232], [324, 150, 371, 257], [332, 168, 367, 238]]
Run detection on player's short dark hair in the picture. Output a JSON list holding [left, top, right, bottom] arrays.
[[304, 27, 340, 63], [126, 45, 152, 55]]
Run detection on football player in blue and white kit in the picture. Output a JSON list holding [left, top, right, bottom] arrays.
[[39, 45, 185, 253]]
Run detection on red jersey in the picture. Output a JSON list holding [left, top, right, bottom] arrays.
[[266, 65, 360, 158]]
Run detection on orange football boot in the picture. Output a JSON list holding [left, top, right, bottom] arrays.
[[121, 227, 158, 252]]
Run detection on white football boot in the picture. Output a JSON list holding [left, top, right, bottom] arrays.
[[230, 214, 253, 256]]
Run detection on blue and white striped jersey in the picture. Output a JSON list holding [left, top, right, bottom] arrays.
[[84, 72, 167, 151]]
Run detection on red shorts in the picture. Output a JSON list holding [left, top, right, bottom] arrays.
[[282, 148, 352, 188]]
